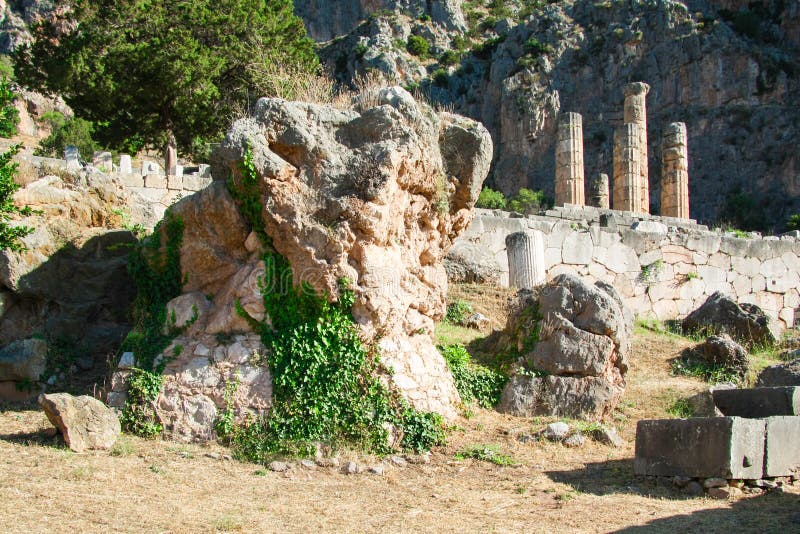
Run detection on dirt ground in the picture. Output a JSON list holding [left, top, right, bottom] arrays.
[[1, 291, 799, 532]]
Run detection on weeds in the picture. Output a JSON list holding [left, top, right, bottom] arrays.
[[455, 444, 517, 466], [439, 344, 507, 409], [667, 397, 695, 418]]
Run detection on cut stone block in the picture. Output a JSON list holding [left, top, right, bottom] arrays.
[[764, 416, 800, 477], [712, 387, 799, 418], [634, 417, 764, 479]]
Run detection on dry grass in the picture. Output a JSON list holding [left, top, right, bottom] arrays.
[[2, 324, 798, 532]]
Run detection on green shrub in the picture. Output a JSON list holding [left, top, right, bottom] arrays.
[[476, 187, 507, 209], [524, 37, 552, 55], [406, 35, 430, 58], [446, 300, 473, 324], [0, 77, 19, 138], [667, 397, 694, 418], [786, 214, 800, 231], [471, 36, 504, 60], [0, 144, 33, 252], [120, 367, 164, 438], [35, 112, 100, 159], [439, 50, 460, 66], [353, 43, 368, 59], [508, 188, 552, 214], [439, 344, 507, 409], [432, 68, 449, 88]]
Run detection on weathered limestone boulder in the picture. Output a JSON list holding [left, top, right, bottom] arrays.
[[690, 334, 750, 381], [39, 393, 121, 452], [756, 356, 800, 387], [444, 241, 501, 285], [683, 292, 779, 347], [128, 87, 491, 439], [498, 274, 633, 419]]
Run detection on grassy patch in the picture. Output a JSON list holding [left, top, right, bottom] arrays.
[[455, 444, 517, 466], [439, 344, 507, 409], [434, 322, 484, 346], [669, 356, 743, 385], [667, 397, 694, 418]]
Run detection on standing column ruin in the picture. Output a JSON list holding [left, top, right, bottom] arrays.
[[506, 230, 546, 290], [613, 123, 644, 213], [554, 112, 585, 207], [589, 173, 610, 209], [165, 134, 178, 176], [661, 122, 690, 219], [622, 82, 650, 213]]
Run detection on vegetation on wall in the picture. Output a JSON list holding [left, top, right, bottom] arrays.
[[222, 148, 446, 460], [439, 344, 507, 409], [14, 0, 318, 155]]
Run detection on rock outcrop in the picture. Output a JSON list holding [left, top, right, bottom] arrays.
[[691, 333, 750, 380], [122, 87, 492, 440], [498, 273, 633, 419], [39, 392, 121, 452], [756, 356, 800, 387], [683, 291, 778, 346]]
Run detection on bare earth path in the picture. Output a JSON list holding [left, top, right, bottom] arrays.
[[1, 329, 799, 533]]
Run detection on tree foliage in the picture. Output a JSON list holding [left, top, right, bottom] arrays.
[[0, 145, 34, 252], [0, 77, 19, 138], [14, 0, 318, 153]]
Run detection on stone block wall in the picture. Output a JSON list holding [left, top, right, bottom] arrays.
[[456, 206, 800, 330]]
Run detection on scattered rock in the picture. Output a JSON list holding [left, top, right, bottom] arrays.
[[703, 477, 728, 489], [692, 334, 749, 380], [707, 486, 731, 499], [316, 457, 340, 468], [682, 292, 778, 347], [516, 433, 536, 444], [390, 455, 408, 467], [405, 452, 431, 464], [368, 465, 385, 475], [563, 433, 585, 448], [542, 422, 570, 442], [268, 461, 290, 472], [38, 393, 120, 452], [463, 312, 490, 330], [118, 351, 135, 370], [205, 452, 222, 460], [592, 426, 625, 447], [756, 357, 800, 387], [683, 481, 705, 496], [498, 274, 632, 419], [672, 476, 692, 488], [343, 461, 361, 474], [300, 459, 316, 469]]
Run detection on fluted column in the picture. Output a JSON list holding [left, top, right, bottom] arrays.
[[661, 122, 689, 219], [588, 173, 610, 209], [613, 123, 644, 213], [623, 82, 650, 213], [554, 112, 585, 207], [506, 230, 546, 290]]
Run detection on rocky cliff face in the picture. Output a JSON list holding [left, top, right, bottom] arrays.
[[315, 0, 800, 230]]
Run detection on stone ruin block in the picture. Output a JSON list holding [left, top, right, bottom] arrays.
[[634, 417, 765, 479], [182, 175, 213, 191], [141, 161, 163, 176], [764, 416, 800, 477], [119, 173, 144, 188], [65, 145, 81, 170], [92, 151, 112, 173], [144, 174, 168, 189], [167, 175, 183, 190], [119, 154, 132, 175], [712, 387, 800, 418]]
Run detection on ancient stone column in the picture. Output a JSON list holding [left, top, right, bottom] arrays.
[[506, 230, 546, 290], [165, 134, 178, 176], [589, 173, 610, 209], [623, 82, 650, 213], [661, 122, 689, 219], [554, 112, 585, 207], [613, 123, 643, 212]]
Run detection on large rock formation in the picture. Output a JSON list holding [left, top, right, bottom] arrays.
[[682, 291, 779, 346], [124, 87, 492, 440], [498, 274, 633, 419]]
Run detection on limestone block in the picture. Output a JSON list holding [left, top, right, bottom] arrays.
[[752, 274, 767, 292], [731, 256, 761, 276], [548, 264, 580, 279], [761, 257, 788, 278], [712, 387, 800, 418], [588, 262, 614, 283], [708, 252, 731, 270], [144, 174, 168, 189], [634, 417, 765, 479], [731, 274, 752, 297], [92, 151, 112, 172], [679, 278, 706, 300], [698, 264, 727, 283], [653, 299, 679, 321], [594, 242, 639, 274], [766, 269, 799, 294], [562, 232, 593, 265], [675, 299, 694, 316], [755, 291, 784, 312], [764, 416, 800, 477], [720, 237, 749, 256], [661, 244, 693, 264], [686, 234, 721, 254], [167, 175, 183, 190], [614, 273, 636, 298], [39, 393, 120, 452], [631, 221, 667, 234], [639, 249, 663, 267], [780, 251, 799, 270], [692, 252, 708, 265], [779, 307, 795, 327], [547, 221, 575, 248], [784, 290, 800, 309], [119, 173, 144, 188], [544, 247, 562, 269]]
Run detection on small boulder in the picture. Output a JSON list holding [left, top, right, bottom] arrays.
[[694, 334, 749, 380], [463, 312, 490, 330], [38, 393, 120, 452], [268, 461, 290, 472], [756, 357, 800, 387], [443, 242, 501, 285], [563, 433, 585, 448], [591, 426, 625, 447], [682, 292, 778, 346], [542, 422, 570, 442]]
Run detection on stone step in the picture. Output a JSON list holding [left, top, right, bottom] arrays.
[[634, 417, 765, 479], [765, 416, 800, 477], [712, 387, 800, 418]]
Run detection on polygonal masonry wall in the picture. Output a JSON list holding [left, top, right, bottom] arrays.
[[453, 207, 800, 331]]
